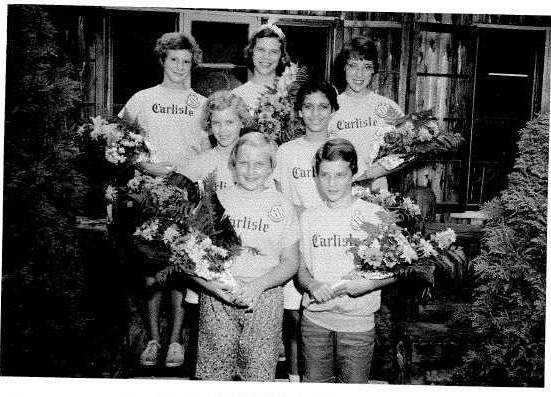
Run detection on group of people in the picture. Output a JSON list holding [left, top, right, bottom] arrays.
[[118, 23, 404, 383]]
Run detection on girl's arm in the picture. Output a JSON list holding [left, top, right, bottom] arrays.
[[234, 242, 299, 309], [354, 161, 389, 182], [137, 161, 176, 177], [331, 276, 397, 298], [297, 259, 334, 303], [189, 275, 236, 305]]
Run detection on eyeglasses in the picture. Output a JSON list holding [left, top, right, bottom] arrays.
[[345, 62, 375, 74]]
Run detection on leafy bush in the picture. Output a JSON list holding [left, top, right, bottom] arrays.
[[453, 114, 548, 386], [2, 5, 90, 375]]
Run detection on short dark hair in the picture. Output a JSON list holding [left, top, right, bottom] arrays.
[[294, 80, 339, 112], [333, 37, 379, 92], [154, 32, 202, 67], [315, 138, 358, 176], [244, 26, 290, 76]]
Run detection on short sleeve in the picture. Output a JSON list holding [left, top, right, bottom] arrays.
[[273, 146, 284, 183], [279, 200, 300, 249], [118, 93, 141, 124], [299, 211, 313, 273], [180, 153, 207, 182]]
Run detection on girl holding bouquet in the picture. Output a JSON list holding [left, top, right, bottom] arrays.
[[232, 23, 290, 112], [119, 32, 210, 177], [328, 37, 404, 190], [298, 138, 396, 383], [192, 132, 300, 381], [272, 79, 339, 381], [118, 32, 209, 368]]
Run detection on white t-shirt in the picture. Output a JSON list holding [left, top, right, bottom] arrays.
[[300, 199, 385, 332], [232, 81, 270, 114], [181, 148, 235, 192], [218, 186, 299, 282], [273, 136, 326, 309], [118, 85, 210, 169], [328, 92, 403, 190], [273, 136, 325, 210]]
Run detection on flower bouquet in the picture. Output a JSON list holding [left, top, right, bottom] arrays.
[[340, 211, 464, 286], [374, 109, 463, 170], [129, 172, 243, 290], [77, 115, 151, 165], [254, 76, 305, 145]]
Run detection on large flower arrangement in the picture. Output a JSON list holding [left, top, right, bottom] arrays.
[[340, 211, 464, 287], [77, 116, 151, 165], [127, 172, 243, 289], [375, 110, 463, 169], [254, 70, 305, 145], [352, 185, 421, 231]]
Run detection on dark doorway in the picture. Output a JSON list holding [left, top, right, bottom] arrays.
[[278, 22, 333, 81], [468, 28, 546, 204]]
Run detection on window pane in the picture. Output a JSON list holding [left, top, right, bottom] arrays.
[[111, 12, 178, 115], [191, 21, 249, 64]]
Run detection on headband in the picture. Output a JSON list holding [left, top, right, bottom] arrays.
[[253, 23, 286, 40]]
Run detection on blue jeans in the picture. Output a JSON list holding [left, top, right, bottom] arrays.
[[301, 315, 375, 383]]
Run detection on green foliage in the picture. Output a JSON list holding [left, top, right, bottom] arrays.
[[2, 5, 90, 375], [453, 114, 548, 386]]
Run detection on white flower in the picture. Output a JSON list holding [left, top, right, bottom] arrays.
[[419, 238, 438, 257], [417, 126, 433, 142], [134, 219, 159, 241], [105, 185, 117, 202], [356, 244, 369, 259], [162, 225, 181, 244], [402, 197, 421, 216], [352, 185, 368, 198], [105, 147, 126, 164], [431, 228, 457, 250], [400, 242, 418, 263]]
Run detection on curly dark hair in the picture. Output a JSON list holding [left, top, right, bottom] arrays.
[[154, 32, 202, 67], [294, 80, 339, 112]]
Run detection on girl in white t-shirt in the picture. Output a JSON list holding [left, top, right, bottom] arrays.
[[181, 90, 253, 192], [179, 90, 254, 309], [328, 36, 405, 191], [192, 132, 299, 381], [118, 32, 209, 370], [298, 138, 396, 383], [273, 80, 339, 381], [232, 24, 290, 112]]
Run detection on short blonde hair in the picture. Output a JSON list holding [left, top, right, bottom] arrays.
[[200, 90, 253, 133], [230, 132, 278, 170]]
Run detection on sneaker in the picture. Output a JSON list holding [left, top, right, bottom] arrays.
[[288, 374, 301, 382], [165, 342, 185, 368], [140, 340, 161, 367]]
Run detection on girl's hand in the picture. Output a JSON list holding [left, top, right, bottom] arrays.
[[233, 280, 264, 310], [308, 280, 334, 303], [331, 279, 375, 297], [208, 280, 237, 305], [139, 161, 176, 177]]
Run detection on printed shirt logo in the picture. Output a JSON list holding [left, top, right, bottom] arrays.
[[268, 204, 285, 223], [186, 93, 201, 109], [375, 102, 390, 118], [375, 101, 402, 122]]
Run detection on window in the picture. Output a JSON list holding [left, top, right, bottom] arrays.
[[110, 10, 179, 115], [468, 28, 546, 204], [184, 11, 258, 97]]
